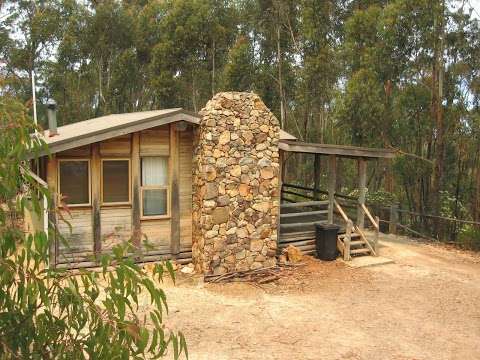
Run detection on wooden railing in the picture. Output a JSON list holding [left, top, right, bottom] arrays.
[[334, 199, 352, 260], [360, 203, 380, 254], [335, 199, 378, 259]]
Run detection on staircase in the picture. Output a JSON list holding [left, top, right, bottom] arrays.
[[334, 200, 379, 261]]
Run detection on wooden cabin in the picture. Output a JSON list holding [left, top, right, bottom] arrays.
[[28, 97, 395, 269], [32, 108, 295, 268]]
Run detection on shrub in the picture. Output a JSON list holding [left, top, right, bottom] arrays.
[[0, 95, 187, 358]]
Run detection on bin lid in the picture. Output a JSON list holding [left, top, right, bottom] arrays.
[[315, 223, 340, 230]]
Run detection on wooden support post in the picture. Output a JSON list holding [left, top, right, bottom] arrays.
[[277, 150, 284, 250], [91, 143, 101, 257], [327, 155, 336, 224], [170, 124, 180, 257], [374, 215, 380, 255], [46, 155, 58, 267], [389, 203, 398, 234], [131, 133, 141, 247], [344, 219, 352, 261], [314, 154, 321, 200], [279, 150, 284, 202], [357, 158, 367, 229], [47, 194, 57, 268]]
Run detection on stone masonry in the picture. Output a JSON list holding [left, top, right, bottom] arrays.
[[192, 92, 280, 275]]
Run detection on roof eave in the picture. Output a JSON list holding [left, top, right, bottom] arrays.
[[40, 110, 199, 156]]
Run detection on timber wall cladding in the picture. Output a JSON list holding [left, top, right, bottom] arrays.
[[54, 123, 195, 260], [58, 208, 93, 255], [192, 92, 281, 275], [179, 129, 193, 251]]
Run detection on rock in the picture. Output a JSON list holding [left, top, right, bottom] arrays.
[[219, 130, 231, 145], [256, 143, 267, 151], [213, 149, 223, 158], [181, 263, 195, 274], [237, 227, 249, 238], [258, 158, 271, 167], [260, 167, 275, 179], [250, 262, 263, 270], [205, 165, 217, 181], [252, 201, 271, 212], [226, 227, 237, 235], [217, 195, 230, 206], [282, 245, 303, 263], [205, 229, 218, 239], [250, 239, 263, 252], [238, 183, 250, 197], [235, 249, 246, 260], [259, 124, 269, 133], [242, 130, 254, 142], [230, 165, 242, 177], [211, 207, 229, 224], [193, 92, 281, 275], [204, 183, 218, 200], [239, 157, 255, 166]]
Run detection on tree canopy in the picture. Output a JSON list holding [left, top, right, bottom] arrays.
[[1, 0, 480, 244]]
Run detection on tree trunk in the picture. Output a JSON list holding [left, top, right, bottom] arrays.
[[431, 0, 445, 238], [277, 25, 285, 129]]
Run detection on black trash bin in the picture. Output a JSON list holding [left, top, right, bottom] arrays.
[[315, 223, 340, 261]]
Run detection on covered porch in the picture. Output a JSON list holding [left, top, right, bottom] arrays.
[[278, 140, 396, 260]]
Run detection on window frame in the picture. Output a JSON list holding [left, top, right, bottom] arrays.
[[140, 156, 170, 220], [101, 158, 131, 206], [57, 158, 91, 207]]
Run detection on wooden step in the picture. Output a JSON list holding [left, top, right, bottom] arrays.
[[338, 233, 361, 240], [350, 240, 366, 247], [350, 248, 371, 255]]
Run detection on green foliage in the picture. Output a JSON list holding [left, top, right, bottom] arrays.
[[0, 96, 186, 358], [2, 0, 480, 243]]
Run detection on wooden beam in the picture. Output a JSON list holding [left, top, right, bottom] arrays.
[[328, 155, 337, 223], [131, 133, 141, 247], [280, 210, 328, 218], [91, 143, 101, 256], [357, 158, 367, 229], [279, 140, 396, 159], [280, 200, 329, 209], [170, 124, 181, 257], [314, 154, 321, 200]]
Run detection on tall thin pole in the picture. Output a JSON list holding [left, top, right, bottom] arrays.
[[32, 71, 38, 127]]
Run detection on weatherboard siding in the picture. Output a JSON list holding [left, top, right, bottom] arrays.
[[51, 123, 194, 266]]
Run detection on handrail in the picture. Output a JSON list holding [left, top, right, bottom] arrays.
[[361, 203, 379, 230], [355, 226, 377, 256], [334, 199, 350, 223], [283, 183, 358, 201]]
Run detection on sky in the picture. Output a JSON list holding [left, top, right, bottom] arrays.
[[456, 0, 480, 18]]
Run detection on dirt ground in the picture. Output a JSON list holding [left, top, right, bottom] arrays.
[[161, 234, 480, 360]]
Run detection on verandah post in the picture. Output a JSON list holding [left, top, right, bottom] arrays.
[[170, 124, 181, 258], [314, 154, 321, 200], [328, 154, 336, 224], [131, 133, 141, 247], [357, 158, 367, 229], [91, 143, 101, 258]]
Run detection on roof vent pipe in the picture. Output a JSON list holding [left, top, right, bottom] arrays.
[[46, 99, 58, 136]]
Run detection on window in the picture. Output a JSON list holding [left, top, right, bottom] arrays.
[[102, 159, 130, 204], [141, 157, 169, 217], [58, 160, 90, 205]]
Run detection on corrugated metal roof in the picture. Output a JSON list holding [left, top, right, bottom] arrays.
[[38, 108, 297, 155], [39, 109, 199, 154]]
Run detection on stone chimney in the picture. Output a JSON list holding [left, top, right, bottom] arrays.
[[192, 92, 280, 275]]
